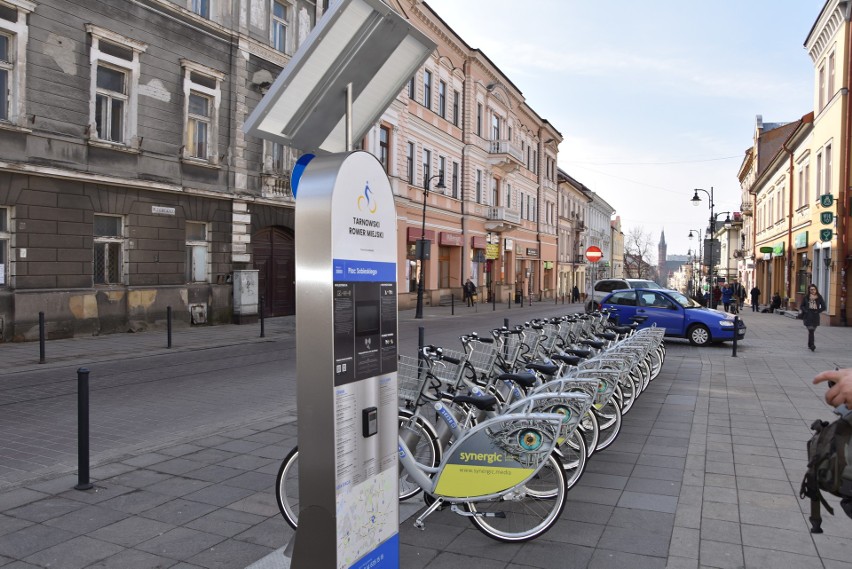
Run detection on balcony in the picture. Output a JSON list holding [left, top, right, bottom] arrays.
[[488, 140, 525, 174], [261, 172, 294, 202], [484, 206, 521, 233], [740, 199, 753, 216]]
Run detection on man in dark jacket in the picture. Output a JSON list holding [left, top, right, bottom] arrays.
[[749, 285, 760, 312]]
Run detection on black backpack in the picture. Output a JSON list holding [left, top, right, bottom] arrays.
[[800, 411, 852, 532]]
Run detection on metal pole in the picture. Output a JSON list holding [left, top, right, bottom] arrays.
[[39, 311, 45, 364], [451, 293, 454, 316], [75, 368, 93, 490], [732, 315, 739, 357], [492, 289, 496, 311], [415, 179, 428, 319], [259, 295, 265, 338], [167, 306, 172, 348]]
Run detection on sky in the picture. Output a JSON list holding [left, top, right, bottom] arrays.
[[425, 0, 826, 258]]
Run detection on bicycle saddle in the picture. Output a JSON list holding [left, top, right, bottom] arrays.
[[525, 362, 559, 376], [452, 393, 498, 411], [551, 353, 582, 366], [495, 371, 537, 388]]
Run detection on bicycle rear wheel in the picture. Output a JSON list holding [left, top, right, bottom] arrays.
[[578, 409, 599, 458], [558, 429, 587, 490], [275, 447, 300, 530], [465, 453, 567, 542]]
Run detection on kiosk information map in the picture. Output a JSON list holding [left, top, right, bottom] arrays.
[[293, 151, 399, 569]]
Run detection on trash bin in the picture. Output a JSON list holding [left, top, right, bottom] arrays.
[[515, 291, 522, 304]]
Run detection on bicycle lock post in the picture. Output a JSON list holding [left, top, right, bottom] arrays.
[[732, 315, 739, 357], [166, 306, 172, 348], [39, 311, 46, 364]]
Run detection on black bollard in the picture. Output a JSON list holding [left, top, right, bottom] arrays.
[[259, 295, 266, 338], [492, 291, 496, 311], [451, 294, 454, 316], [166, 306, 172, 348], [75, 368, 93, 490], [504, 318, 509, 329], [732, 316, 739, 357], [39, 311, 46, 364]]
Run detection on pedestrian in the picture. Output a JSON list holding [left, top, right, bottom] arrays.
[[814, 368, 852, 407], [571, 285, 580, 303], [800, 283, 826, 351], [733, 281, 745, 311], [721, 283, 734, 312], [712, 285, 722, 310], [771, 292, 782, 313], [750, 285, 761, 312], [464, 278, 476, 307]]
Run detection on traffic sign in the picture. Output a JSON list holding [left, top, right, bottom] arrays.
[[585, 246, 603, 263]]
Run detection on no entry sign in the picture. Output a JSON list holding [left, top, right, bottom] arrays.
[[585, 246, 603, 263]]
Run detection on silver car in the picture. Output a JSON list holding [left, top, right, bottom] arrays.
[[585, 278, 662, 312]]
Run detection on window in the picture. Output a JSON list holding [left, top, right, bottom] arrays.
[[825, 143, 832, 195], [181, 60, 224, 163], [0, 206, 8, 286], [816, 153, 823, 198], [505, 183, 511, 209], [272, 1, 288, 53], [451, 161, 459, 199], [798, 167, 805, 209], [476, 103, 482, 136], [438, 155, 445, 185], [819, 64, 825, 111], [408, 76, 415, 99], [191, 0, 210, 18], [186, 222, 209, 283], [828, 52, 835, 100], [452, 90, 459, 126], [423, 70, 431, 109], [490, 177, 498, 206], [379, 125, 389, 173], [87, 26, 147, 146], [406, 142, 414, 183], [93, 215, 124, 285], [475, 170, 482, 203], [0, 0, 33, 126], [492, 115, 500, 140], [805, 163, 810, 204], [438, 80, 446, 118]]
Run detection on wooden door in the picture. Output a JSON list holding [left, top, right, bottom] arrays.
[[253, 227, 295, 316]]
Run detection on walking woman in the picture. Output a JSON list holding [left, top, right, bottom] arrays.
[[800, 284, 826, 351]]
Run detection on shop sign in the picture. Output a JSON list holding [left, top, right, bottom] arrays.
[[407, 227, 435, 242], [820, 194, 834, 208], [821, 212, 835, 225], [820, 228, 834, 242], [152, 206, 175, 216], [543, 261, 553, 269], [504, 238, 513, 251], [471, 236, 487, 249], [759, 246, 773, 253], [485, 243, 500, 259], [439, 232, 463, 246], [794, 232, 808, 249], [772, 242, 784, 257], [526, 248, 539, 257]]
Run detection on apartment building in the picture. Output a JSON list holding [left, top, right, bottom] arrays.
[[0, 0, 578, 340], [556, 169, 590, 298]]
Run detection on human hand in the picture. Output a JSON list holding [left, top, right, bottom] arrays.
[[814, 368, 852, 407]]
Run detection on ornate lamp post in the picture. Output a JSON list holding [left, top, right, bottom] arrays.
[[415, 170, 445, 319]]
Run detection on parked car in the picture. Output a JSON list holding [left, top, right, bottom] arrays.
[[600, 288, 747, 346], [585, 278, 661, 313]]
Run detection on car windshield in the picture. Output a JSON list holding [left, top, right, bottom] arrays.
[[667, 290, 701, 308], [633, 280, 662, 289]]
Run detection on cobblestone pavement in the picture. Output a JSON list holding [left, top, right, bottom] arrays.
[[1, 302, 851, 568]]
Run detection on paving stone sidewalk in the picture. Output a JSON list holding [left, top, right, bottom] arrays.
[[0, 307, 851, 568]]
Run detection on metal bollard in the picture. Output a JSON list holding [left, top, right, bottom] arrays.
[[75, 368, 93, 490], [260, 295, 266, 338], [39, 312, 46, 364], [732, 316, 739, 357], [451, 294, 454, 316], [492, 291, 496, 311], [166, 306, 172, 349]]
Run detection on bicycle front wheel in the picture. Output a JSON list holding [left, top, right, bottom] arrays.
[[275, 447, 300, 530], [558, 429, 587, 490], [465, 453, 567, 542]]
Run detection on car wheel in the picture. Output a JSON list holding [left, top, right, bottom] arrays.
[[687, 324, 710, 346]]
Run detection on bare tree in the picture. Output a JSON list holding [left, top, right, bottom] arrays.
[[624, 226, 656, 279]]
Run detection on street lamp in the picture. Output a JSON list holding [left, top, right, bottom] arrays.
[[691, 187, 717, 285], [688, 228, 703, 297], [414, 169, 445, 319]]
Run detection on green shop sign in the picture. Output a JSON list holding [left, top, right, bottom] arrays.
[[820, 228, 834, 242], [794, 231, 808, 249], [773, 243, 785, 257], [820, 194, 834, 208], [759, 246, 774, 254], [821, 211, 835, 225]]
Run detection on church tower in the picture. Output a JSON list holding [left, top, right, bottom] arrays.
[[658, 230, 667, 286]]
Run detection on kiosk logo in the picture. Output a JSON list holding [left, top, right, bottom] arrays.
[[357, 183, 378, 214]]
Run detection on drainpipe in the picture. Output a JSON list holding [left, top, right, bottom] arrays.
[[840, 4, 852, 325], [783, 139, 795, 304]]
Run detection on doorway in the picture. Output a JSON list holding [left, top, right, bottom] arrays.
[[253, 227, 295, 316]]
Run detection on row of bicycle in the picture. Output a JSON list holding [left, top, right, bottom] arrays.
[[275, 309, 666, 543]]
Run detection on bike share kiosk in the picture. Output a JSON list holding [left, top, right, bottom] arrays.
[[244, 1, 435, 567]]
